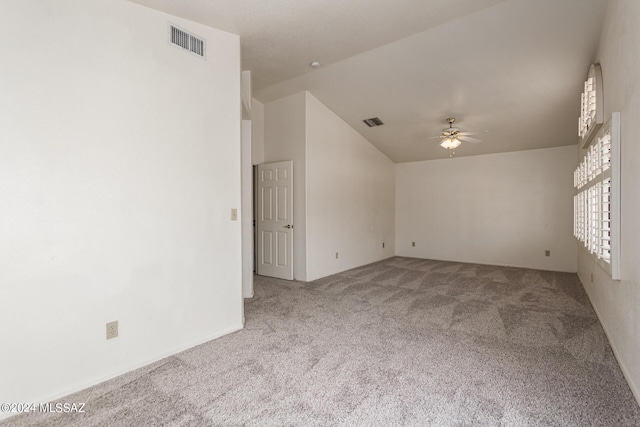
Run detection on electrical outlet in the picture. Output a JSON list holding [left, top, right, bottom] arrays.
[[106, 321, 118, 340], [545, 250, 551, 257], [231, 209, 238, 221], [412, 241, 416, 247], [335, 252, 339, 259]]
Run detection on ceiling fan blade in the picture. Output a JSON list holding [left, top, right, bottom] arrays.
[[427, 136, 443, 140], [458, 131, 478, 136], [458, 135, 483, 144]]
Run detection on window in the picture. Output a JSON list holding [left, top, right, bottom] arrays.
[[573, 113, 620, 279]]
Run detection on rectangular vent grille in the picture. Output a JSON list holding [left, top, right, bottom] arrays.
[[170, 25, 206, 59], [363, 117, 384, 127]]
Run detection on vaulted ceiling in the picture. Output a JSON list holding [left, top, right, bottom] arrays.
[[130, 0, 608, 162]]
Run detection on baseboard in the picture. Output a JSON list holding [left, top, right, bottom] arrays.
[[306, 255, 396, 282], [305, 254, 576, 283], [576, 275, 640, 406], [0, 323, 244, 422], [394, 254, 577, 274]]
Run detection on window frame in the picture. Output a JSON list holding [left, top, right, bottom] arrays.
[[574, 112, 620, 280]]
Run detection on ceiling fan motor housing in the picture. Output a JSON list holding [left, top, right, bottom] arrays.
[[442, 127, 461, 137]]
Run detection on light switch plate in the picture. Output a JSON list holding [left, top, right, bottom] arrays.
[[231, 209, 238, 221]]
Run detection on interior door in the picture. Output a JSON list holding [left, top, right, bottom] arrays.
[[257, 161, 293, 280]]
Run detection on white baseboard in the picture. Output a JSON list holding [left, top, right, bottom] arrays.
[[0, 324, 244, 422], [577, 275, 640, 406], [393, 254, 577, 274], [305, 255, 396, 282]]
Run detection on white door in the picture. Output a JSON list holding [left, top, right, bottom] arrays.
[[257, 161, 293, 280]]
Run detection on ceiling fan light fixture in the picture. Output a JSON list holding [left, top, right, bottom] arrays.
[[440, 137, 461, 150]]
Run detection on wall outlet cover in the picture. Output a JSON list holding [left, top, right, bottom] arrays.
[[106, 321, 118, 340]]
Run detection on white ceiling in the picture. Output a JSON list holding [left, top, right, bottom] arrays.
[[130, 0, 608, 162]]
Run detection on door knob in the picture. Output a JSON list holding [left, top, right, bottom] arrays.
[[283, 225, 293, 229]]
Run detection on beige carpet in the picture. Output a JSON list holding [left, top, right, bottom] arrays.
[[6, 257, 640, 426]]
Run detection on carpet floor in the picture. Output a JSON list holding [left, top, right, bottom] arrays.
[[6, 257, 640, 426]]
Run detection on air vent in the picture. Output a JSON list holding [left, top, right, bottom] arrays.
[[169, 24, 206, 59], [363, 117, 384, 127]]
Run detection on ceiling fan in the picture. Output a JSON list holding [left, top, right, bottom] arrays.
[[430, 118, 482, 156]]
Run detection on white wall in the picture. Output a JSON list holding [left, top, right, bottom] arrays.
[[577, 0, 640, 404], [305, 93, 395, 281], [396, 146, 577, 272], [241, 120, 253, 298], [248, 98, 264, 291], [264, 92, 307, 280], [252, 98, 265, 165], [0, 0, 242, 413], [241, 75, 254, 299]]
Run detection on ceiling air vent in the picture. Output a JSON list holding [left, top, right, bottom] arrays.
[[169, 24, 206, 59], [363, 117, 384, 127]]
